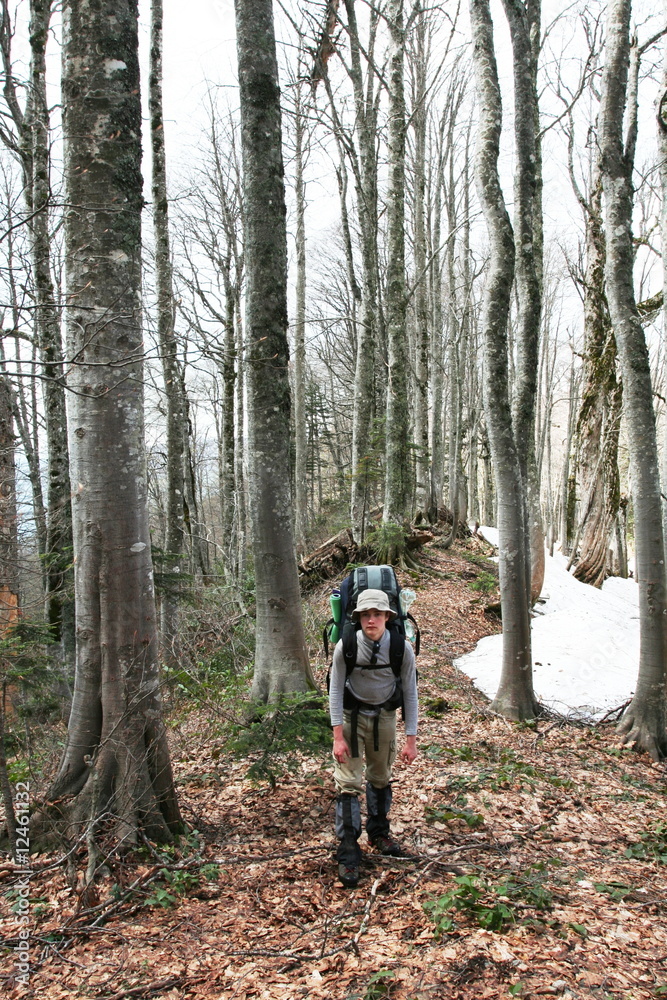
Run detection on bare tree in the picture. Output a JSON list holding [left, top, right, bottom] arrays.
[[470, 0, 539, 720], [149, 0, 187, 659], [0, 0, 74, 659], [600, 0, 667, 758], [384, 0, 412, 530], [235, 0, 312, 700]]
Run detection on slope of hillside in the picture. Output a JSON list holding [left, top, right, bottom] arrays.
[[5, 541, 667, 1000]]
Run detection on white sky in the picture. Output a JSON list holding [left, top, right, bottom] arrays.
[[455, 527, 641, 721]]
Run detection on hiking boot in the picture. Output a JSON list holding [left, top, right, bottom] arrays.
[[372, 834, 405, 857], [338, 861, 359, 887]]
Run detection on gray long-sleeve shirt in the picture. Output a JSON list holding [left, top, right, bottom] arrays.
[[328, 627, 418, 735]]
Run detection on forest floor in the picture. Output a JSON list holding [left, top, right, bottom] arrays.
[[5, 539, 667, 1000]]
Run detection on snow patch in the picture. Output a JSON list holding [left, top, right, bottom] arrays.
[[454, 547, 639, 720]]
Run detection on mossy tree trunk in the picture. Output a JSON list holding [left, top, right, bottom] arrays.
[[384, 0, 412, 530], [571, 176, 622, 588], [235, 0, 312, 701]]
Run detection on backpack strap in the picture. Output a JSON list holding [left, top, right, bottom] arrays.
[[388, 628, 405, 679], [341, 627, 405, 756], [323, 619, 334, 659], [342, 624, 358, 677]]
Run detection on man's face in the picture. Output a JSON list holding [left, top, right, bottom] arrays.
[[359, 608, 391, 641]]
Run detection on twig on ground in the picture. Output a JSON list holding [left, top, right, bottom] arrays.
[[595, 700, 632, 725], [349, 875, 383, 955], [104, 976, 191, 1000], [533, 721, 561, 744]]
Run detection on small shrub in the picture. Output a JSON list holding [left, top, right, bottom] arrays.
[[423, 875, 516, 937], [366, 522, 410, 565], [227, 693, 331, 785], [425, 804, 484, 829], [469, 571, 497, 594]]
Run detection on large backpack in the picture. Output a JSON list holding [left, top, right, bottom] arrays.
[[324, 566, 420, 755], [323, 564, 420, 658]]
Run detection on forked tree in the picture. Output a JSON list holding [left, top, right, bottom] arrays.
[[48, 0, 182, 840]]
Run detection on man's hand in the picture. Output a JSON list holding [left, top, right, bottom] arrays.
[[400, 735, 418, 765], [333, 725, 351, 764]]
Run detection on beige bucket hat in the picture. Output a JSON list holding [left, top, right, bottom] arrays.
[[351, 588, 397, 621]]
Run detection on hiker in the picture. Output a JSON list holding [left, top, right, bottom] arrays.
[[329, 588, 418, 888]]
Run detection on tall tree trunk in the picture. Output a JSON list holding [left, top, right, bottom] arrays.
[[149, 0, 186, 660], [412, 7, 430, 518], [1, 0, 74, 657], [571, 176, 622, 587], [442, 137, 463, 548], [658, 17, 667, 564], [234, 298, 247, 582], [342, 0, 380, 543], [428, 112, 446, 523], [235, 0, 311, 700], [293, 80, 308, 552], [220, 276, 237, 565], [28, 0, 74, 658], [502, 0, 544, 604], [0, 377, 18, 631], [470, 0, 538, 720], [600, 0, 667, 759], [384, 0, 411, 529], [48, 0, 182, 840]]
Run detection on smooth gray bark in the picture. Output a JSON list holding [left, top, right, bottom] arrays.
[[49, 0, 181, 838], [659, 14, 667, 568], [149, 0, 186, 659], [342, 0, 381, 542], [293, 79, 309, 552], [502, 0, 544, 604], [235, 0, 311, 700], [470, 0, 538, 720], [411, 8, 430, 517], [600, 0, 667, 759]]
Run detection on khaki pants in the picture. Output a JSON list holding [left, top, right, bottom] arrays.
[[333, 709, 397, 795]]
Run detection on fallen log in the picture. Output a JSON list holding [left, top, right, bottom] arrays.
[[299, 527, 359, 582], [299, 524, 435, 583]]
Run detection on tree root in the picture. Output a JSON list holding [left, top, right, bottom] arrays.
[[616, 708, 667, 761], [489, 693, 541, 723]]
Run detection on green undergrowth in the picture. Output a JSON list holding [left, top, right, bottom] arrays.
[[423, 864, 555, 938], [226, 692, 331, 785], [625, 821, 667, 863]]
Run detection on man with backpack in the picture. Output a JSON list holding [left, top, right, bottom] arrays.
[[329, 588, 418, 888]]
